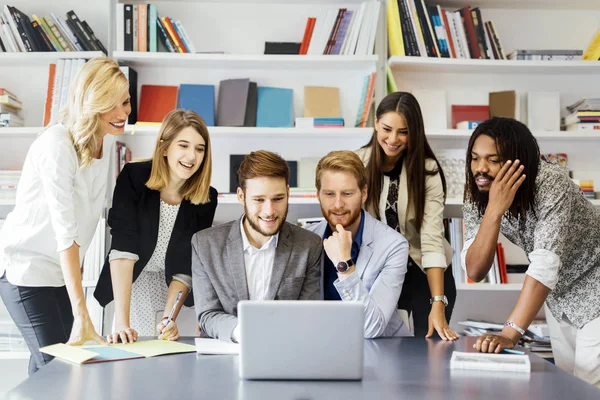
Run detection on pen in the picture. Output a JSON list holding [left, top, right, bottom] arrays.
[[159, 290, 183, 339], [502, 348, 526, 355]]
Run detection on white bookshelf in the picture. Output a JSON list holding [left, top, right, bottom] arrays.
[[433, 0, 600, 9], [113, 52, 379, 70], [126, 124, 373, 137], [388, 56, 600, 74], [456, 283, 523, 291], [0, 51, 104, 66]]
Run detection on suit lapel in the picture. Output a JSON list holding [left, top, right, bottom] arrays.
[[227, 218, 249, 301], [355, 212, 374, 278], [267, 223, 292, 299], [148, 190, 160, 247], [397, 161, 409, 234]]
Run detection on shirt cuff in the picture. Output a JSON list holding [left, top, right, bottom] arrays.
[[231, 324, 241, 343], [109, 249, 139, 262], [460, 238, 475, 271], [172, 274, 192, 289], [56, 238, 79, 253], [334, 271, 361, 301], [526, 249, 560, 290], [422, 252, 447, 269]]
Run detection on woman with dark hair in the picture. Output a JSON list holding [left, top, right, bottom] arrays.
[[356, 91, 457, 340], [463, 117, 600, 388]]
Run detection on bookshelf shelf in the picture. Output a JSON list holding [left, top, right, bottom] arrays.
[[456, 283, 523, 291], [0, 128, 40, 138], [126, 125, 373, 137], [0, 51, 104, 67], [433, 0, 600, 9], [113, 52, 378, 70], [426, 129, 600, 141], [218, 194, 317, 204], [0, 351, 30, 360], [388, 56, 600, 75], [82, 280, 97, 288]]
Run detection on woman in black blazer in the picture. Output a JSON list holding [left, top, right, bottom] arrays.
[[94, 110, 217, 343]]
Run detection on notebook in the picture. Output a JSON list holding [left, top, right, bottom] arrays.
[[177, 84, 215, 126], [138, 85, 178, 123], [256, 87, 294, 128], [40, 340, 197, 365], [450, 351, 531, 372], [217, 78, 250, 127]]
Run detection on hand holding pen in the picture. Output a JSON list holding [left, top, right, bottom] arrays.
[[158, 290, 183, 341]]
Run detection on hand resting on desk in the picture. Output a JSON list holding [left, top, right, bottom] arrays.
[[106, 325, 138, 344]]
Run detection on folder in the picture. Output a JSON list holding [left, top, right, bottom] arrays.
[[138, 85, 178, 123], [303, 86, 340, 118], [256, 87, 294, 128], [217, 78, 250, 127], [244, 82, 258, 127], [40, 340, 197, 365], [177, 84, 215, 126]]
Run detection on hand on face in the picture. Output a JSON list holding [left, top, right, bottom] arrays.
[[487, 159, 526, 217], [323, 224, 353, 264]]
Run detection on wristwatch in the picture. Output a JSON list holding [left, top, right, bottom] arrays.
[[335, 258, 355, 273], [430, 295, 448, 307]]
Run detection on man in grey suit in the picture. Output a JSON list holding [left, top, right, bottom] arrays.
[[192, 150, 322, 342], [305, 151, 410, 338]]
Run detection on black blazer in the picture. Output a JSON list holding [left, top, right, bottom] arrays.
[[94, 161, 218, 307]]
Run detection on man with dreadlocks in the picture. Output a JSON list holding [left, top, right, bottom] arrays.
[[460, 117, 600, 388]]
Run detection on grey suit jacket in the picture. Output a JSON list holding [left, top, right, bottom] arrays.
[[305, 211, 409, 338], [192, 216, 323, 341]]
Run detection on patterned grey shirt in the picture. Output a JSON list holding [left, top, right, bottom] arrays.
[[462, 161, 600, 329]]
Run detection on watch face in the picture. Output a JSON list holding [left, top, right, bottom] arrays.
[[335, 261, 349, 273]]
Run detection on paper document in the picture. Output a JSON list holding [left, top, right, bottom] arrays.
[[195, 338, 240, 355], [450, 351, 531, 372], [40, 340, 196, 364]]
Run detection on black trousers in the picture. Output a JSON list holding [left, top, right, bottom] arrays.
[[0, 273, 73, 375], [397, 258, 457, 338]]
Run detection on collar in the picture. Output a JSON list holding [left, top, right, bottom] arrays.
[[322, 209, 365, 249], [240, 215, 279, 253]]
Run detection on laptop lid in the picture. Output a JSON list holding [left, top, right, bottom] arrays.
[[238, 300, 364, 380]]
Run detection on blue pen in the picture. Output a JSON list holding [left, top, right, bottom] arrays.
[[502, 348, 526, 355], [160, 290, 183, 339]]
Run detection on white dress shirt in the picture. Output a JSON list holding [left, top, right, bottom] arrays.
[[0, 124, 114, 287], [232, 216, 279, 342], [239, 217, 279, 301]]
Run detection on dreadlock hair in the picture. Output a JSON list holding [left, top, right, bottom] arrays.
[[464, 117, 540, 219]]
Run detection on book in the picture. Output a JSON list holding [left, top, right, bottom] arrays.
[[195, 338, 239, 355], [264, 42, 301, 55], [256, 86, 294, 128], [217, 78, 249, 127], [450, 351, 531, 372], [119, 66, 138, 125], [244, 82, 257, 128], [456, 121, 480, 129], [451, 105, 489, 129], [177, 84, 215, 126], [303, 86, 341, 118], [138, 85, 178, 123]]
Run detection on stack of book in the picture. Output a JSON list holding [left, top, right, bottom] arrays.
[[0, 170, 20, 202], [295, 117, 344, 128], [0, 88, 23, 127], [43, 59, 88, 126], [387, 2, 505, 60], [0, 7, 106, 53], [297, 1, 380, 56], [355, 72, 377, 127], [115, 4, 195, 53], [563, 98, 600, 131], [573, 179, 595, 199], [507, 49, 583, 60]]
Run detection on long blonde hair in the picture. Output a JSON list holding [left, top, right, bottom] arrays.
[[146, 110, 213, 205], [59, 57, 129, 168]]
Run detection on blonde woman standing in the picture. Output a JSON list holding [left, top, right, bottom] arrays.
[[0, 58, 131, 374], [94, 110, 217, 343]]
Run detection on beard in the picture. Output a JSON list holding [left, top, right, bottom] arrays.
[[475, 189, 490, 211], [244, 203, 289, 237], [320, 204, 361, 231]]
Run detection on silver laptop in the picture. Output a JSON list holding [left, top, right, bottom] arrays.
[[238, 300, 364, 380]]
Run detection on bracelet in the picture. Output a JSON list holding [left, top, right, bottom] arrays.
[[504, 320, 526, 336]]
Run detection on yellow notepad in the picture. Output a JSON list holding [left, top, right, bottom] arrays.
[[40, 340, 197, 364]]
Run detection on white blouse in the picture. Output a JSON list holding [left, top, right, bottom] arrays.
[[0, 124, 114, 287]]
